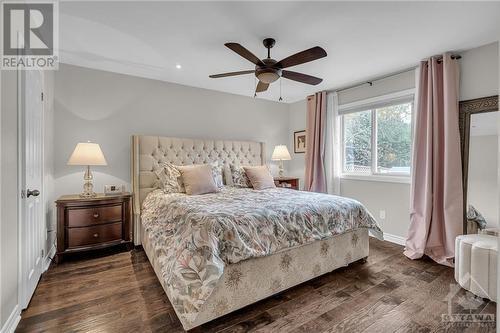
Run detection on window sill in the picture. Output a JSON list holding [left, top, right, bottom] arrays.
[[340, 174, 411, 184]]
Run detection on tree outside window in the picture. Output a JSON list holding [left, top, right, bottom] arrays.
[[342, 101, 413, 176]]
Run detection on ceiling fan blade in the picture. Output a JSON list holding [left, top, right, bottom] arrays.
[[225, 43, 265, 66], [256, 81, 269, 93], [209, 70, 254, 78], [282, 70, 323, 85], [276, 46, 327, 69]]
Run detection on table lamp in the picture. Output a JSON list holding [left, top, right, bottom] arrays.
[[272, 145, 291, 177], [67, 142, 107, 197]]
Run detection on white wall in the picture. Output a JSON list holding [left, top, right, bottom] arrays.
[[1, 71, 19, 330], [459, 42, 499, 101], [288, 100, 306, 189], [341, 180, 411, 237], [43, 72, 56, 261], [53, 64, 289, 199], [468, 135, 498, 227]]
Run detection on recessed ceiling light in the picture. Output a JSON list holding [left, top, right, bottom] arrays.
[[175, 64, 182, 69]]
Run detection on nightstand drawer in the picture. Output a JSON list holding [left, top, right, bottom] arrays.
[[67, 223, 122, 248], [67, 204, 122, 227]]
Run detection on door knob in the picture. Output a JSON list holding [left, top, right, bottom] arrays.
[[27, 189, 40, 198]]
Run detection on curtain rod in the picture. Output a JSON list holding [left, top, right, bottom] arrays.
[[332, 54, 462, 94]]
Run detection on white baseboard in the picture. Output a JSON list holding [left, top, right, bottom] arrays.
[[371, 232, 406, 246], [383, 232, 406, 246], [0, 305, 21, 333], [43, 244, 56, 272]]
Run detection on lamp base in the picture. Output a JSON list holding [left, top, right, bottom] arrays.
[[80, 166, 97, 198], [278, 160, 285, 178], [79, 192, 97, 198]]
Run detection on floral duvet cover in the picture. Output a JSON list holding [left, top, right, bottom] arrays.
[[141, 187, 382, 323]]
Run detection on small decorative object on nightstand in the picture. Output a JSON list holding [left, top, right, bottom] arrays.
[[274, 177, 299, 190], [272, 145, 292, 177], [55, 193, 132, 263], [67, 142, 107, 198]]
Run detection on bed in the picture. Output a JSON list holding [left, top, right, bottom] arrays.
[[131, 135, 382, 330]]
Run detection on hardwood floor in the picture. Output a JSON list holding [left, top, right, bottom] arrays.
[[17, 238, 496, 333]]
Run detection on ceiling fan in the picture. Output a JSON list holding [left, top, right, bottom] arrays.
[[209, 38, 327, 96]]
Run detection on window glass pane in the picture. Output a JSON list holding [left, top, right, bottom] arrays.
[[376, 102, 412, 174], [343, 110, 372, 173]]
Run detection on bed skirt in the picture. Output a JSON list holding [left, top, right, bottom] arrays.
[[141, 224, 369, 330]]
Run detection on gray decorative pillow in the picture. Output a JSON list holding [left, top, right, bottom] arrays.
[[210, 162, 224, 188], [230, 164, 252, 188], [154, 162, 185, 193], [467, 205, 487, 230]]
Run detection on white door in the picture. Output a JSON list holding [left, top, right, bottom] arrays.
[[20, 69, 44, 309]]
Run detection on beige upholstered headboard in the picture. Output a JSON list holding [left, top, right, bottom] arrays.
[[131, 135, 266, 244]]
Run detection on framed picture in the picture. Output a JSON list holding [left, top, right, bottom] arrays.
[[294, 130, 306, 153]]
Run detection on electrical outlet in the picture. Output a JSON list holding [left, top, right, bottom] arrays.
[[379, 210, 386, 219]]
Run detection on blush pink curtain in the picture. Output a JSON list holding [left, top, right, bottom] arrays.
[[404, 54, 463, 266], [304, 91, 327, 193]]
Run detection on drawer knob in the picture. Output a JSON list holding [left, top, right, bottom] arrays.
[[93, 213, 99, 218], [93, 233, 99, 238]]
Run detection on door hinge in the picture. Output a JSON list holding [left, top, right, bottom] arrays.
[[41, 92, 44, 101]]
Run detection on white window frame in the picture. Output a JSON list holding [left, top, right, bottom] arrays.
[[340, 89, 415, 183]]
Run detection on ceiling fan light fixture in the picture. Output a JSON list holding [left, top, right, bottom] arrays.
[[257, 71, 280, 84]]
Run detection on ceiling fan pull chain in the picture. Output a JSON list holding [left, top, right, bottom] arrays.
[[254, 76, 257, 97], [279, 78, 283, 101]]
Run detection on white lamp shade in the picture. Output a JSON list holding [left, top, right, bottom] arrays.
[[67, 143, 107, 166], [272, 145, 291, 161]]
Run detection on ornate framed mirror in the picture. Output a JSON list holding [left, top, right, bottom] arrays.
[[459, 95, 499, 234]]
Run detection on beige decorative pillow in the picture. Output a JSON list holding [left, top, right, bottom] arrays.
[[177, 164, 218, 195], [243, 165, 276, 190], [155, 162, 185, 193]]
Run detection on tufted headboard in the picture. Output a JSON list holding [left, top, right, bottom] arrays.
[[131, 135, 266, 243]]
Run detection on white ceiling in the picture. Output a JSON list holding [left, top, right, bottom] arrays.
[[59, 1, 500, 103]]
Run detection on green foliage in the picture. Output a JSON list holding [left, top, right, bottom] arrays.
[[344, 110, 371, 169], [344, 103, 412, 172]]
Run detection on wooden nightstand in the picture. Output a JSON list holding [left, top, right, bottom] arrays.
[[55, 193, 133, 263], [274, 177, 299, 190]]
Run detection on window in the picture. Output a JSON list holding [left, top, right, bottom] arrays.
[[341, 98, 413, 178]]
